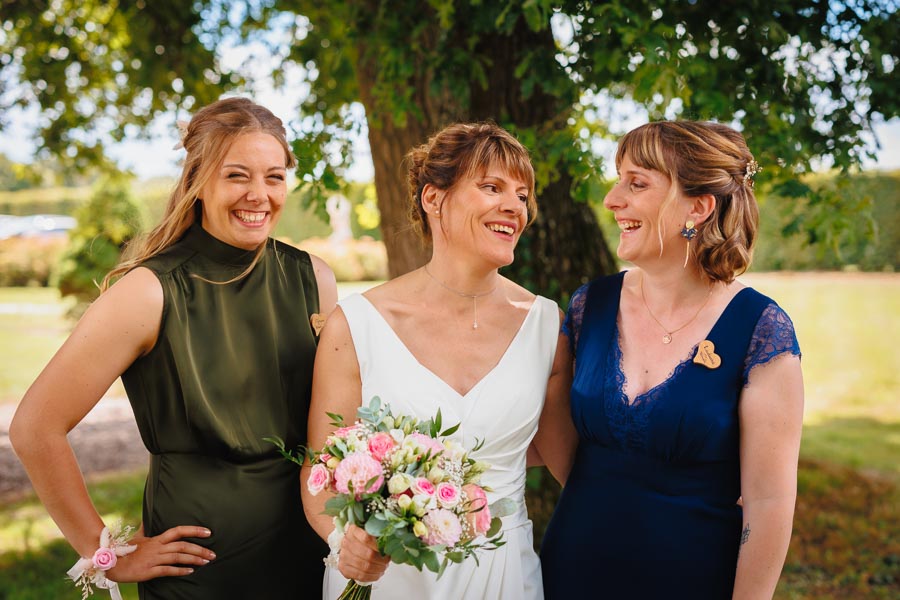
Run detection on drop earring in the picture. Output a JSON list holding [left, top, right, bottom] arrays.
[[681, 220, 697, 268]]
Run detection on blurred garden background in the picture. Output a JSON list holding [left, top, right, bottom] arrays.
[[1, 1, 899, 598]]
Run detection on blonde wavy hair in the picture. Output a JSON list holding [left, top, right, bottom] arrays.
[[615, 120, 759, 283], [405, 122, 537, 240], [102, 97, 296, 290]]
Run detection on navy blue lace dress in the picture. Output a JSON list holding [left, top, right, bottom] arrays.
[[541, 272, 800, 599]]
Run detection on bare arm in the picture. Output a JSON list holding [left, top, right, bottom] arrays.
[[9, 268, 214, 581], [530, 309, 577, 485], [301, 306, 389, 582], [733, 354, 804, 599], [310, 254, 338, 317], [302, 307, 362, 540]]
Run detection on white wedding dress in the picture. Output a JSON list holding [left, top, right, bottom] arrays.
[[322, 293, 560, 600]]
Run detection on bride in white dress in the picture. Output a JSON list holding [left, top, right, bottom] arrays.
[[302, 122, 577, 600]]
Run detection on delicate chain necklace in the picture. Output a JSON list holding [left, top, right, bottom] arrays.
[[423, 263, 497, 330], [640, 273, 714, 344]]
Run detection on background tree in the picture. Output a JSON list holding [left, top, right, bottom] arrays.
[[53, 173, 141, 314], [2, 0, 898, 298], [0, 154, 41, 191]]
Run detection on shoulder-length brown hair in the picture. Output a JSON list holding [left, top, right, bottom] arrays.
[[616, 120, 759, 282]]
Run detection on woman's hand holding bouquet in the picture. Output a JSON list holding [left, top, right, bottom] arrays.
[[269, 397, 512, 600]]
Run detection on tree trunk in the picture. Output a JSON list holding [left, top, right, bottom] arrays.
[[355, 13, 616, 295], [470, 17, 617, 299], [362, 115, 433, 278], [353, 83, 434, 277], [353, 23, 458, 278]]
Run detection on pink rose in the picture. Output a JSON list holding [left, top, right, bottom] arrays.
[[411, 477, 436, 497], [421, 508, 463, 546], [319, 453, 332, 463], [367, 432, 396, 462], [407, 432, 445, 457], [333, 426, 357, 439], [435, 482, 461, 508], [463, 484, 492, 536], [334, 452, 384, 496], [91, 547, 117, 571], [307, 463, 331, 495]]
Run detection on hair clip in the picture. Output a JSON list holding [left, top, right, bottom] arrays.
[[743, 159, 761, 189], [172, 120, 190, 150]]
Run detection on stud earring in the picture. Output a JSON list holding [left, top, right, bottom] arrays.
[[681, 220, 697, 268]]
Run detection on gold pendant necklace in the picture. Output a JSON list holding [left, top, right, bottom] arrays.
[[423, 264, 497, 330], [640, 273, 714, 344]]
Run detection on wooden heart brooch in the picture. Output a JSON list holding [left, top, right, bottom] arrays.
[[310, 313, 327, 336], [693, 339, 721, 369]]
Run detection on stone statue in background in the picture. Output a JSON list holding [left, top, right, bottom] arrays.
[[326, 194, 352, 243]]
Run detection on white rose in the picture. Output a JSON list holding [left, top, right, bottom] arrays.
[[388, 473, 413, 495], [411, 494, 436, 516]]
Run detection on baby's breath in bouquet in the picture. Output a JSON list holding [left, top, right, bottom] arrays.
[[268, 397, 512, 600]]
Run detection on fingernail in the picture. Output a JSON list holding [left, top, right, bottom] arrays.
[[209, 552, 216, 559], [186, 569, 194, 574], [203, 529, 212, 536], [202, 559, 210, 565]]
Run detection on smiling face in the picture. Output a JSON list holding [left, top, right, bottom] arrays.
[[603, 154, 687, 265], [198, 131, 288, 250], [435, 166, 529, 268]]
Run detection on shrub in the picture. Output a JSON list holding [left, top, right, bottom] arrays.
[[0, 235, 68, 286], [289, 236, 388, 282], [751, 171, 899, 272], [53, 175, 141, 312]]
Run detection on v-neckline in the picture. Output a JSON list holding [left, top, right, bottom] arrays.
[[356, 294, 540, 399], [614, 287, 751, 406]]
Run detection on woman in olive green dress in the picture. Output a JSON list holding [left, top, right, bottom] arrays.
[[11, 97, 336, 599]]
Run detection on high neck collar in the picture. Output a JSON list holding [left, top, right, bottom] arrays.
[[182, 222, 263, 267]]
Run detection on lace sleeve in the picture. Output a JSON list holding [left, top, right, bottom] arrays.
[[562, 283, 590, 357], [742, 302, 802, 386]]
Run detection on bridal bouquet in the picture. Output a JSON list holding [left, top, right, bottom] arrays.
[[269, 397, 510, 600]]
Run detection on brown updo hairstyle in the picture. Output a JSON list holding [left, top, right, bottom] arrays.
[[103, 97, 296, 289], [405, 122, 537, 239], [615, 120, 759, 283]]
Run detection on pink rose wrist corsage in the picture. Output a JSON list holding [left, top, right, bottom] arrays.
[[67, 524, 136, 600]]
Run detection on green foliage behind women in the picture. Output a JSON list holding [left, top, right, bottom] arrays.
[[53, 175, 141, 313]]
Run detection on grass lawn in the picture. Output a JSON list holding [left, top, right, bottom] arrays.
[[741, 272, 900, 482], [0, 273, 897, 598], [0, 471, 144, 600], [0, 287, 75, 405]]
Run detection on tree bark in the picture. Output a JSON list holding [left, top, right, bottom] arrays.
[[353, 20, 457, 278], [353, 71, 434, 277]]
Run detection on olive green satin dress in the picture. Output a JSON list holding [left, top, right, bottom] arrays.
[[121, 224, 328, 599]]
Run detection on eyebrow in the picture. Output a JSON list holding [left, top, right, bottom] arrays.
[[222, 163, 286, 172], [481, 173, 529, 192], [620, 167, 649, 176]]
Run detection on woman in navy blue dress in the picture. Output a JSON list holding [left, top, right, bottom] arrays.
[[541, 121, 804, 599]]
